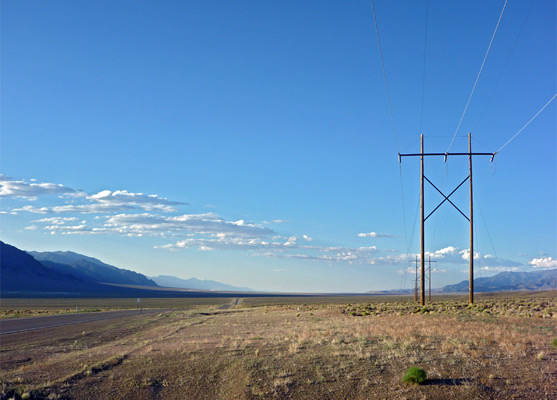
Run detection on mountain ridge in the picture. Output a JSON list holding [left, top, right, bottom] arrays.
[[441, 269, 557, 292], [29, 250, 157, 287], [150, 275, 253, 292]]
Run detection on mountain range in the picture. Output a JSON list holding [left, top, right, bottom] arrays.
[[150, 275, 252, 292], [0, 240, 255, 297], [441, 269, 557, 292], [29, 250, 157, 287]]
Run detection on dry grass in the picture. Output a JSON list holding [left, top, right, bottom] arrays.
[[1, 293, 556, 399]]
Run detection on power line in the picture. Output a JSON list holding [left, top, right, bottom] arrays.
[[370, 0, 399, 153], [496, 93, 557, 154], [473, 0, 536, 133], [446, 0, 508, 154], [369, 0, 413, 293], [419, 0, 429, 133]]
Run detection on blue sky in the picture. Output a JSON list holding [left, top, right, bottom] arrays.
[[1, 0, 555, 292]]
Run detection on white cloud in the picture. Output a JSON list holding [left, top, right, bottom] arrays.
[[34, 217, 79, 225], [158, 229, 379, 265], [101, 213, 274, 237], [3, 175, 186, 215], [529, 257, 557, 268], [15, 204, 137, 214], [284, 236, 297, 246], [0, 175, 75, 199], [87, 190, 184, 212], [43, 224, 93, 235], [277, 246, 378, 264], [11, 189, 184, 215], [302, 234, 313, 242], [358, 232, 394, 238], [158, 236, 284, 252]]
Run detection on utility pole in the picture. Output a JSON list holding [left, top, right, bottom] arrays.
[[399, 133, 495, 304], [420, 135, 425, 306], [429, 255, 431, 302], [414, 255, 418, 302], [469, 134, 474, 305], [427, 257, 437, 302]]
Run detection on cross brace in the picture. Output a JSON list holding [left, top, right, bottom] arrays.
[[424, 175, 469, 222]]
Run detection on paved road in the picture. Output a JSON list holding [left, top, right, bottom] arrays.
[[0, 309, 166, 335], [218, 298, 241, 310]]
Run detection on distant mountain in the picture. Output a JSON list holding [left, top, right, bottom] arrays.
[[441, 269, 557, 292], [1, 241, 259, 298], [29, 250, 157, 287], [151, 275, 253, 292], [0, 241, 113, 295]]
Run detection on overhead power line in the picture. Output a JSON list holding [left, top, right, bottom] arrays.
[[496, 93, 557, 154], [369, 1, 413, 291], [370, 0, 399, 153], [420, 0, 429, 133], [446, 0, 508, 154]]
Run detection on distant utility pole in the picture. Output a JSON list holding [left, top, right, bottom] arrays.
[[428, 256, 437, 302], [399, 133, 495, 305], [412, 255, 435, 303], [413, 256, 419, 302]]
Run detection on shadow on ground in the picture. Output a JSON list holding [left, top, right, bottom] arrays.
[[426, 378, 469, 386]]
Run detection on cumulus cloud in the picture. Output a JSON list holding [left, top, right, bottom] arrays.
[[157, 235, 287, 252], [417, 246, 521, 268], [34, 217, 79, 225], [43, 224, 93, 235], [101, 213, 274, 237], [529, 257, 557, 268], [277, 246, 378, 264], [87, 190, 185, 212], [369, 246, 522, 269], [158, 232, 379, 265], [8, 182, 185, 214], [14, 204, 137, 214], [0, 175, 76, 199], [358, 232, 394, 238]]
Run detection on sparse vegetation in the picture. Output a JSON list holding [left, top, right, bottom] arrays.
[[1, 292, 555, 399]]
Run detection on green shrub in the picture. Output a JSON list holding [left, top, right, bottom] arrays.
[[551, 338, 557, 349], [402, 366, 427, 385]]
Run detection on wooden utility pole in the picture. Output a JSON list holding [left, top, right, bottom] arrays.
[[469, 134, 474, 304], [399, 133, 495, 304], [414, 255, 418, 302], [428, 255, 431, 302], [427, 257, 437, 302], [420, 134, 425, 306]]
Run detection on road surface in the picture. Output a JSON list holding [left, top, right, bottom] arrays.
[[218, 298, 241, 310], [0, 309, 166, 335]]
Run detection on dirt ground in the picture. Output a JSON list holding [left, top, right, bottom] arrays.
[[1, 294, 556, 399]]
